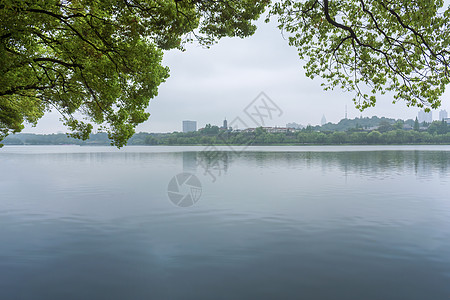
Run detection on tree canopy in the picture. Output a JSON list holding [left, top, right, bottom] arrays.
[[270, 0, 450, 110], [1, 0, 450, 146], [0, 0, 268, 146]]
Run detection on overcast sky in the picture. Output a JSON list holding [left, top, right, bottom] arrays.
[[24, 14, 450, 134]]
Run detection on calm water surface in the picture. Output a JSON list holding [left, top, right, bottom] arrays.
[[1, 145, 450, 300]]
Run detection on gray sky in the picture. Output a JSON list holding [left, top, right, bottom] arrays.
[[24, 15, 450, 134]]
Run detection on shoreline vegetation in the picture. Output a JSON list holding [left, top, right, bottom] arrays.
[[3, 117, 450, 147]]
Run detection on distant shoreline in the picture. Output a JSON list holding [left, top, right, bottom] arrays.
[[3, 142, 450, 147]]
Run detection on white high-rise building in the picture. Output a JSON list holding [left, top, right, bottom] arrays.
[[182, 120, 197, 133], [321, 115, 327, 125], [418, 109, 433, 123], [439, 110, 448, 121]]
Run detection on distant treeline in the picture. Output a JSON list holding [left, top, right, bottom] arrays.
[[146, 128, 450, 145], [2, 117, 450, 146], [315, 115, 414, 131]]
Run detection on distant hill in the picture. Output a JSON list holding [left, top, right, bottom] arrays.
[[316, 116, 414, 132]]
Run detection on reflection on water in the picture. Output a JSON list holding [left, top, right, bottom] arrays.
[[193, 149, 450, 181], [0, 146, 449, 300], [182, 152, 197, 173]]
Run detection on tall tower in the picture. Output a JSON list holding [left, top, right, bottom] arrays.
[[223, 118, 228, 129], [321, 114, 327, 125], [345, 105, 348, 119]]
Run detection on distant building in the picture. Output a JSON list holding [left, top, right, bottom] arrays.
[[403, 124, 413, 131], [243, 127, 294, 133], [418, 109, 432, 123], [182, 120, 197, 133], [439, 110, 448, 121], [222, 118, 228, 129], [321, 115, 327, 126], [265, 127, 290, 133], [444, 118, 450, 124], [286, 122, 304, 129]]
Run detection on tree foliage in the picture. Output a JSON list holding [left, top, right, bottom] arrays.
[[0, 0, 268, 146], [2, 0, 450, 147], [4, 119, 450, 145], [270, 0, 450, 110]]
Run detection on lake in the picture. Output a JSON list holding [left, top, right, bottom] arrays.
[[1, 145, 450, 300]]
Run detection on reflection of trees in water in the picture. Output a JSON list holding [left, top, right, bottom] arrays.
[[27, 150, 447, 179], [4, 152, 186, 165], [196, 150, 231, 181], [191, 150, 450, 180], [191, 150, 450, 178], [14, 150, 447, 180], [234, 151, 450, 178]]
